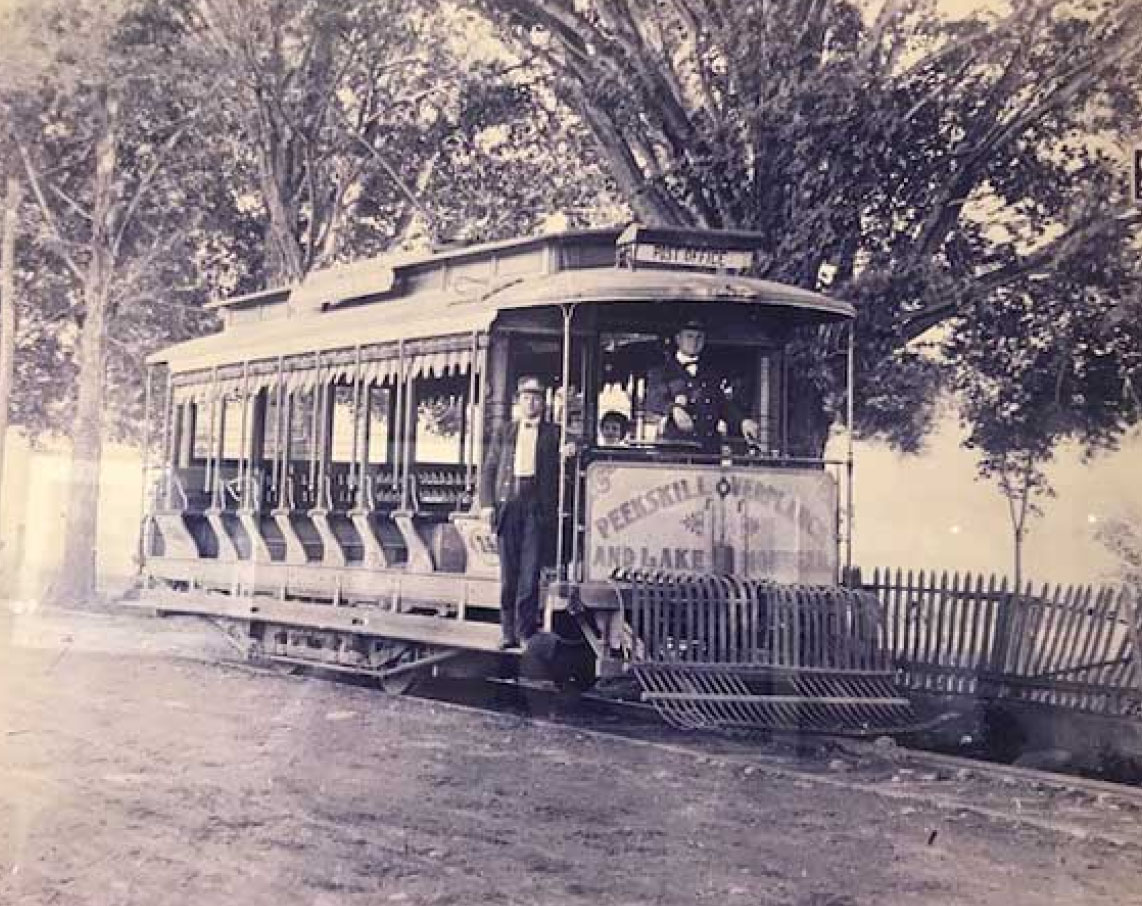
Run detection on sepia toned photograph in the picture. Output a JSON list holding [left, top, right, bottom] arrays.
[[2, 0, 1141, 903]]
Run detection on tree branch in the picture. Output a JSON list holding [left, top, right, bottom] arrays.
[[111, 113, 199, 259], [16, 143, 85, 283], [354, 134, 439, 242], [910, 1, 1142, 263], [901, 208, 1142, 338]]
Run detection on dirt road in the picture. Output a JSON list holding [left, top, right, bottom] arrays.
[[1, 608, 1139, 905]]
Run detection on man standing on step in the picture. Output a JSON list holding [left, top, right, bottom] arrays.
[[479, 376, 561, 650]]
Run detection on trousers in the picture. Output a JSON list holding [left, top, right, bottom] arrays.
[[495, 488, 545, 642]]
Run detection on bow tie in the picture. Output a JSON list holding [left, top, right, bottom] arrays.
[[521, 419, 540, 428]]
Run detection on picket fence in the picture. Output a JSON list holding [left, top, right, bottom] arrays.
[[846, 568, 1142, 718]]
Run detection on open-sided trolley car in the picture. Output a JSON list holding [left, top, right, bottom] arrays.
[[140, 225, 915, 733]]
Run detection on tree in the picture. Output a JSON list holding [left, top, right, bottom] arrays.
[[949, 274, 1141, 583], [185, 0, 620, 287], [1, 0, 217, 602], [473, 0, 1142, 455], [1096, 506, 1142, 591], [0, 174, 23, 589]]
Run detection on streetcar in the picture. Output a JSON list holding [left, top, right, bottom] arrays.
[[140, 224, 914, 733]]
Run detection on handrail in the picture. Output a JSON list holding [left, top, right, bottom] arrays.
[[585, 446, 845, 467]]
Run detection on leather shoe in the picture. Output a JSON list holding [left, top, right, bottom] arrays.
[[498, 638, 521, 651]]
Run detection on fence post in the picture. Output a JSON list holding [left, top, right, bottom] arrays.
[[1126, 588, 1142, 695], [988, 575, 1014, 679]]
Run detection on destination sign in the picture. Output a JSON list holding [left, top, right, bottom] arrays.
[[584, 462, 837, 585], [628, 242, 755, 272]]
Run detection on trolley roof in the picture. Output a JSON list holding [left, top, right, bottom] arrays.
[[149, 226, 853, 372]]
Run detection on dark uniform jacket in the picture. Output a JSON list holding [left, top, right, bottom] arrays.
[[478, 419, 561, 527], [646, 353, 747, 448]]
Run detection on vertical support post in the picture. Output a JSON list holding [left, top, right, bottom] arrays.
[[570, 340, 591, 578], [464, 330, 479, 496], [355, 358, 371, 511], [844, 321, 855, 579], [139, 364, 153, 566], [393, 341, 405, 496], [164, 371, 177, 508], [401, 344, 415, 511], [141, 363, 152, 499], [213, 380, 227, 510], [476, 337, 490, 454], [205, 366, 218, 498], [308, 351, 321, 493], [471, 338, 490, 510], [350, 345, 363, 493], [780, 351, 790, 455], [238, 361, 249, 509], [555, 303, 575, 582], [272, 356, 284, 500]]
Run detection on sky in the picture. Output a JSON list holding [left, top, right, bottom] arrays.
[[849, 420, 1142, 587]]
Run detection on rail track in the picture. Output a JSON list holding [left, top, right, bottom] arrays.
[[218, 644, 1142, 852]]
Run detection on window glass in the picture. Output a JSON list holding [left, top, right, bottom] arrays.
[[289, 389, 316, 461], [191, 401, 212, 460], [330, 385, 357, 463], [596, 330, 764, 446], [597, 331, 665, 443], [262, 391, 282, 460], [267, 383, 391, 466], [366, 385, 391, 465], [415, 376, 466, 465], [221, 395, 247, 460]]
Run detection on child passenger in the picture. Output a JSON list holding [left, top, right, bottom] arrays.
[[599, 411, 631, 446]]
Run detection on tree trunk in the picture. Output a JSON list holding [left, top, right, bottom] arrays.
[[0, 176, 22, 518], [48, 96, 119, 605], [1013, 526, 1024, 592], [0, 176, 23, 595]]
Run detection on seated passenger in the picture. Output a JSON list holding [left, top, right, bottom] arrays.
[[645, 318, 760, 452], [598, 411, 631, 446]]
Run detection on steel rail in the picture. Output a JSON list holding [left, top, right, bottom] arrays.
[[207, 633, 1142, 813]]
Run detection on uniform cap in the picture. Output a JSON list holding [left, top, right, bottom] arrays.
[[516, 375, 546, 395], [678, 317, 706, 332]]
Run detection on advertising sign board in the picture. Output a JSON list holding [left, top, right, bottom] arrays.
[[584, 461, 838, 585]]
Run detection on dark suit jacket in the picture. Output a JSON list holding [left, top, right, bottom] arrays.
[[646, 353, 747, 446], [478, 420, 561, 526]]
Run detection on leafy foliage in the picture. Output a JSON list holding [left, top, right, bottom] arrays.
[[1095, 505, 1142, 590], [182, 0, 621, 287], [476, 0, 1142, 453], [0, 0, 222, 442]]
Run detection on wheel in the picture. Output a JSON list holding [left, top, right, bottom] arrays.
[[367, 639, 425, 695], [244, 635, 305, 676], [521, 632, 597, 693], [379, 671, 419, 696]]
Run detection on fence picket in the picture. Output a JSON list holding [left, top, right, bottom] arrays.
[[966, 573, 987, 695], [930, 571, 947, 692], [1052, 584, 1090, 709], [1039, 585, 1074, 700], [852, 568, 1138, 720], [1082, 587, 1118, 711], [950, 571, 969, 695]]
